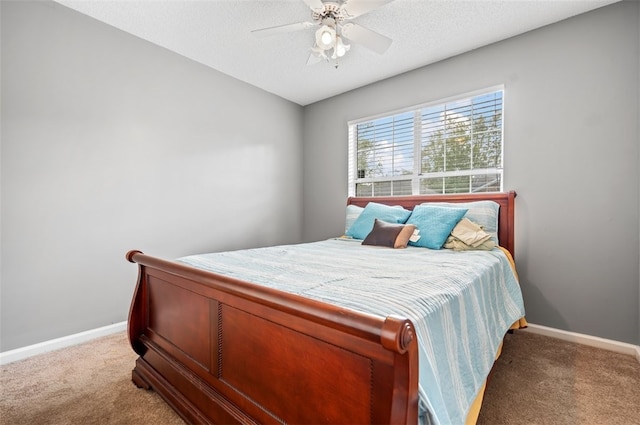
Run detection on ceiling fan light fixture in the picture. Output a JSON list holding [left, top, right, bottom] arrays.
[[334, 36, 350, 58], [315, 25, 336, 50], [311, 44, 328, 60], [321, 30, 333, 46]]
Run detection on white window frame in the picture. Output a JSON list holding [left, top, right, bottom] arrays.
[[348, 86, 505, 197]]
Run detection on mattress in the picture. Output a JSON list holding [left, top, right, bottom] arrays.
[[178, 238, 525, 425]]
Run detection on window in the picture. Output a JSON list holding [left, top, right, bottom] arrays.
[[348, 88, 504, 197]]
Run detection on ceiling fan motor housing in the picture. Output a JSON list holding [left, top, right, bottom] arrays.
[[312, 2, 347, 25]]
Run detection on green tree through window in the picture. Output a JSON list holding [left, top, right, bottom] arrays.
[[349, 89, 503, 196]]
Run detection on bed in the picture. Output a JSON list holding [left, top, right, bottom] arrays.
[[126, 191, 524, 425]]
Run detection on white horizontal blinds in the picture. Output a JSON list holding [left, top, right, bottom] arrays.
[[350, 88, 503, 197], [420, 90, 503, 194], [355, 111, 414, 196]]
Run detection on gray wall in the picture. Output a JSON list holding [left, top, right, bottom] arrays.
[[1, 1, 303, 351], [637, 0, 640, 352], [637, 1, 640, 348], [303, 1, 640, 345]]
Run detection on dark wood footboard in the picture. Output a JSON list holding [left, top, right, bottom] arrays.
[[126, 250, 419, 424]]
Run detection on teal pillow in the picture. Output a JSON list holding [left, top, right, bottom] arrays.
[[406, 205, 468, 249], [345, 202, 411, 240]]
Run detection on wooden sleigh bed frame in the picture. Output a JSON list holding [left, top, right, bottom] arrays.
[[127, 191, 516, 424]]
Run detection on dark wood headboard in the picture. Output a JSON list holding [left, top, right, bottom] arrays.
[[347, 191, 517, 257]]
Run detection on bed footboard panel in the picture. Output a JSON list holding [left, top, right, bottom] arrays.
[[126, 251, 418, 424]]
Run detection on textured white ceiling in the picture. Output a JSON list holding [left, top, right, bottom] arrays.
[[55, 0, 620, 106]]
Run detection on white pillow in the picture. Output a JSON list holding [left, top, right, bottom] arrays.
[[423, 200, 500, 245], [345, 204, 364, 234]]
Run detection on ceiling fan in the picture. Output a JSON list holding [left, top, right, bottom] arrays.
[[251, 0, 395, 67]]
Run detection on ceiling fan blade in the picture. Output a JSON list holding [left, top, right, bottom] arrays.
[[341, 22, 392, 54], [341, 0, 395, 18], [251, 21, 315, 38], [302, 0, 325, 12], [307, 53, 323, 66]]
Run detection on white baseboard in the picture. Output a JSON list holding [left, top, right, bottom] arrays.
[[523, 323, 640, 364], [0, 321, 127, 366]]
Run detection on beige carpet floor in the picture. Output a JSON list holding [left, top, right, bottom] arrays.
[[0, 331, 183, 425], [1, 330, 639, 424], [478, 331, 640, 425]]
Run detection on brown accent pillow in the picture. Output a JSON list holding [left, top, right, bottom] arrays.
[[362, 219, 416, 249]]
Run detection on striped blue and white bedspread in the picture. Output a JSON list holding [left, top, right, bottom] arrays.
[[178, 238, 525, 425]]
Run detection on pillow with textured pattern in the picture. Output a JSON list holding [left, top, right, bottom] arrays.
[[406, 205, 468, 249]]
